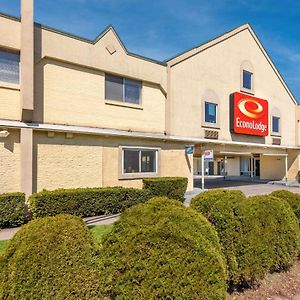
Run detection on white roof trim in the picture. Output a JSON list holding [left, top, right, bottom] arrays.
[[1, 119, 299, 150]]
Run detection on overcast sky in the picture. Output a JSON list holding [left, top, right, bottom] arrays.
[[1, 0, 299, 101]]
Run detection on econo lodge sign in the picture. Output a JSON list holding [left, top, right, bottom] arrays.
[[232, 92, 269, 136]]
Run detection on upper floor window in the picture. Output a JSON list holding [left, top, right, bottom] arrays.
[[0, 50, 20, 84], [272, 116, 280, 133], [122, 148, 157, 174], [242, 70, 253, 90], [205, 102, 217, 123], [105, 74, 141, 104]]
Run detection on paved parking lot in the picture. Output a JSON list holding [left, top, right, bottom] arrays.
[[194, 176, 300, 196]]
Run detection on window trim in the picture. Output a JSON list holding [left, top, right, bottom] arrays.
[[204, 101, 217, 124], [119, 146, 160, 179], [202, 98, 220, 129], [240, 61, 255, 95], [271, 115, 281, 136], [105, 73, 142, 106], [242, 70, 253, 91]]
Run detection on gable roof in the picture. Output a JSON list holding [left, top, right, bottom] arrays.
[[166, 23, 298, 105]]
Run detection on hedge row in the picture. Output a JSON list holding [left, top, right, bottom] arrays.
[[191, 190, 300, 287], [29, 177, 188, 219], [0, 193, 26, 228], [0, 199, 227, 299], [143, 177, 188, 202]]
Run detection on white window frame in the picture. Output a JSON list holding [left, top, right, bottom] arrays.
[[119, 146, 160, 179], [204, 101, 218, 124], [242, 70, 253, 91], [271, 115, 281, 136]]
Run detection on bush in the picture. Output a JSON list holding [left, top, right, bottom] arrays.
[[0, 215, 103, 299], [191, 191, 300, 287], [190, 189, 246, 217], [100, 197, 227, 300], [270, 190, 300, 221], [143, 177, 188, 202], [29, 187, 150, 218], [236, 196, 300, 285], [0, 192, 26, 228]]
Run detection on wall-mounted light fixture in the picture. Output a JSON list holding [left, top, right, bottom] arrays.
[[0, 130, 10, 138]]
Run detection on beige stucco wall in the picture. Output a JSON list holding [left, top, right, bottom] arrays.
[[0, 16, 20, 51], [0, 87, 21, 120], [169, 28, 298, 147], [33, 133, 193, 192], [34, 59, 166, 133], [260, 155, 285, 180], [0, 129, 21, 193], [34, 132, 103, 191]]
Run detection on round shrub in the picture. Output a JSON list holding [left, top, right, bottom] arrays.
[[236, 196, 300, 285], [270, 190, 300, 221], [190, 189, 246, 217], [100, 197, 227, 300], [0, 215, 103, 300]]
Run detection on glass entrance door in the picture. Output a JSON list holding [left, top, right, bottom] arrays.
[[254, 158, 260, 177]]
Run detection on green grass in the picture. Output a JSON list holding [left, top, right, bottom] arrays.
[[89, 224, 113, 242], [0, 224, 114, 254], [0, 240, 8, 253]]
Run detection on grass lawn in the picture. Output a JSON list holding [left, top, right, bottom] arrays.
[[0, 240, 8, 253], [0, 224, 114, 254], [89, 224, 113, 242]]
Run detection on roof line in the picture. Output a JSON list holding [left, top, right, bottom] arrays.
[[0, 11, 166, 66], [164, 23, 249, 62]]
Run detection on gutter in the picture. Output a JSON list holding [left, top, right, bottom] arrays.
[[1, 119, 299, 151]]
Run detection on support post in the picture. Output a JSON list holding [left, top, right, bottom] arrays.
[[201, 153, 205, 190], [285, 155, 288, 182], [20, 128, 33, 197], [224, 156, 227, 180]]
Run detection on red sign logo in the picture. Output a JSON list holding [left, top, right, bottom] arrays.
[[232, 92, 268, 136]]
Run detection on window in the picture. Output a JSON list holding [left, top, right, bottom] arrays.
[[0, 50, 20, 84], [105, 74, 141, 104], [242, 70, 252, 90], [205, 102, 217, 123], [272, 116, 280, 133], [123, 148, 157, 174]]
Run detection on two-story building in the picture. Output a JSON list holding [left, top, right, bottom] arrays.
[[0, 0, 299, 195]]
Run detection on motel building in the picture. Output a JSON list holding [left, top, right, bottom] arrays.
[[0, 0, 300, 196]]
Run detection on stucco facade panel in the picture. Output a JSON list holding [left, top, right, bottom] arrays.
[[260, 155, 286, 180], [0, 17, 20, 50], [40, 60, 165, 133], [169, 29, 297, 147], [34, 132, 103, 191], [0, 129, 21, 193], [0, 87, 21, 120]]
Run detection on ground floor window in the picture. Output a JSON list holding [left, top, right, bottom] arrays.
[[240, 157, 250, 176], [122, 148, 157, 174]]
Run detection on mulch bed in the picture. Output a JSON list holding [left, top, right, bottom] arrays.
[[227, 261, 300, 300]]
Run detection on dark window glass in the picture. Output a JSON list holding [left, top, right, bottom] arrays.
[[0, 50, 20, 84], [141, 150, 156, 172], [123, 150, 140, 173], [272, 116, 280, 133], [205, 102, 217, 123], [105, 74, 123, 101], [125, 79, 141, 104], [243, 70, 252, 90], [105, 74, 141, 104]]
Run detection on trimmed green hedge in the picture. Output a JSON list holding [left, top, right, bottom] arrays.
[[190, 189, 246, 217], [0, 215, 103, 299], [191, 190, 300, 287], [100, 197, 227, 299], [143, 177, 188, 202], [29, 187, 150, 218], [0, 193, 26, 228], [270, 190, 300, 221], [236, 196, 300, 285]]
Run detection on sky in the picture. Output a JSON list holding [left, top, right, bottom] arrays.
[[0, 0, 299, 101]]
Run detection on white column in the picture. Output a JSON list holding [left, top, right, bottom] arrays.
[[224, 156, 227, 179]]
